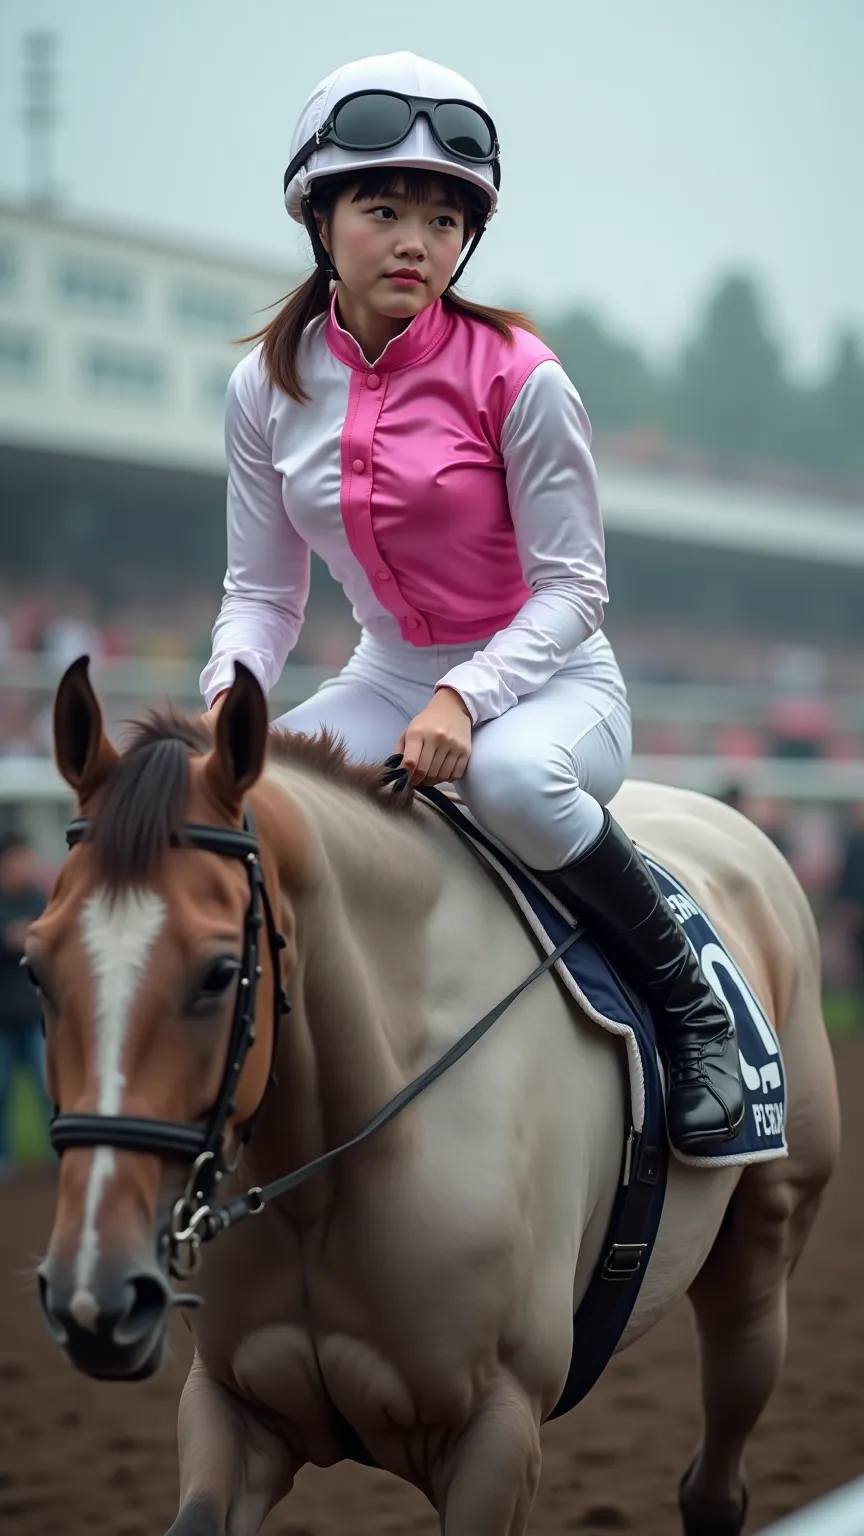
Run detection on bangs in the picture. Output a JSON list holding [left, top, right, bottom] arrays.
[[349, 168, 473, 212], [311, 166, 486, 223]]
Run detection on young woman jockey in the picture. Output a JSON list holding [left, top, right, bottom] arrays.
[[200, 50, 744, 1156]]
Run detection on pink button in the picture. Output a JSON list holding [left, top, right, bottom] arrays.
[[377, 570, 391, 582], [352, 458, 365, 474], [366, 373, 381, 390], [406, 617, 421, 629]]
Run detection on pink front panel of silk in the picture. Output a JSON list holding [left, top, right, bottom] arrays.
[[337, 309, 557, 646]]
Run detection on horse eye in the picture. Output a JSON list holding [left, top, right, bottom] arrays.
[[20, 957, 46, 997], [197, 958, 241, 1000]]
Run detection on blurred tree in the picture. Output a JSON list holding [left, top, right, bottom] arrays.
[[532, 276, 864, 492], [814, 331, 864, 480], [783, 331, 864, 485], [543, 308, 660, 431], [669, 273, 788, 465]]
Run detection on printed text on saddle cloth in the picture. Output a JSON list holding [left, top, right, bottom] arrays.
[[646, 858, 787, 1151]]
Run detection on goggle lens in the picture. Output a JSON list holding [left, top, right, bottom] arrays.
[[332, 93, 412, 149], [432, 101, 495, 160]]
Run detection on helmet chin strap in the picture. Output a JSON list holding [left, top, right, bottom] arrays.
[[301, 195, 339, 282], [447, 224, 487, 291], [300, 194, 487, 291]]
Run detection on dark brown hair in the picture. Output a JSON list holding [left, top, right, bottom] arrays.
[[244, 168, 541, 403]]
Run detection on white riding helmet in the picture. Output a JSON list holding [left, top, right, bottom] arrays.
[[283, 51, 500, 225]]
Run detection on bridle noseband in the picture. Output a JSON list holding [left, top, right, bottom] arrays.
[[49, 811, 291, 1278]]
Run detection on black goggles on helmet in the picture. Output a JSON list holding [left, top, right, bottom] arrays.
[[283, 90, 501, 196]]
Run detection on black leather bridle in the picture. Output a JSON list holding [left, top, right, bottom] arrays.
[[46, 783, 581, 1283], [49, 811, 291, 1279]]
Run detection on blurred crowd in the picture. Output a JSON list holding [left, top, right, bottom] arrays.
[[0, 831, 51, 1176]]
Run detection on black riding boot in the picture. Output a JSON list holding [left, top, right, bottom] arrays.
[[536, 809, 745, 1155]]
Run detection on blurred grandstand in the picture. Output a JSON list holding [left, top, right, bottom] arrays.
[[2, 195, 863, 1001]]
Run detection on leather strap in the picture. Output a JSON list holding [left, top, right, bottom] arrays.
[[50, 1114, 207, 1161]]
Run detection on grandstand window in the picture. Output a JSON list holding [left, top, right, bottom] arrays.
[[58, 258, 136, 312], [81, 343, 165, 397], [0, 244, 17, 295], [0, 325, 39, 382], [173, 283, 245, 335]]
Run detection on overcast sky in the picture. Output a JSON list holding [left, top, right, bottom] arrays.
[[0, 0, 860, 376]]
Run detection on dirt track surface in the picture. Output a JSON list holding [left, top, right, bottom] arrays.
[[1, 1036, 862, 1536]]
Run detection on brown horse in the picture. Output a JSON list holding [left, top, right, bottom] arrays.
[[29, 659, 839, 1536]]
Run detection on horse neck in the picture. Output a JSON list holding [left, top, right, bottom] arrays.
[[248, 767, 443, 1199]]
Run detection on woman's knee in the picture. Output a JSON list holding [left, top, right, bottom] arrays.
[[462, 738, 552, 827], [462, 740, 603, 868]]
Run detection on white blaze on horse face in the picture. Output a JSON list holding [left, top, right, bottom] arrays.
[[71, 888, 166, 1313]]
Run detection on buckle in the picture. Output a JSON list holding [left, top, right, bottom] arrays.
[[601, 1242, 647, 1282]]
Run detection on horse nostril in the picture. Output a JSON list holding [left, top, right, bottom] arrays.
[[37, 1267, 69, 1345], [110, 1271, 171, 1349]]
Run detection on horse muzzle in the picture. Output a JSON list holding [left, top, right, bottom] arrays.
[[37, 1258, 173, 1380]]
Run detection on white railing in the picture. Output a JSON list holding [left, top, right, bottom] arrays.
[[3, 754, 864, 805], [628, 755, 864, 800], [756, 1477, 864, 1534], [3, 654, 864, 729]]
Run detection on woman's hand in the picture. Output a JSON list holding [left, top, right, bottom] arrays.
[[395, 687, 473, 786]]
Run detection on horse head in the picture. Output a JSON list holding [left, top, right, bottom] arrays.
[[30, 656, 291, 1379]]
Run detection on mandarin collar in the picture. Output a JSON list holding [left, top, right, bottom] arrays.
[[325, 291, 450, 373]]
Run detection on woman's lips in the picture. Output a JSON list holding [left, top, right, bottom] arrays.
[[386, 271, 424, 286]]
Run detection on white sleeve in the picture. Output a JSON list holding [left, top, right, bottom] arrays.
[[435, 360, 608, 725], [199, 358, 311, 706]]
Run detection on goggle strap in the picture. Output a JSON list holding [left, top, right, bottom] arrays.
[[285, 134, 317, 195]]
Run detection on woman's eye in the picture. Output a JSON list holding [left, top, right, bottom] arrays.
[[433, 215, 456, 228], [370, 205, 397, 220], [197, 959, 240, 1001]]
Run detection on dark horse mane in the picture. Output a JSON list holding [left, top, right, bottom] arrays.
[[88, 708, 414, 891]]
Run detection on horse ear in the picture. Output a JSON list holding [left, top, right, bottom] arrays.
[[53, 655, 120, 802], [203, 661, 269, 809]]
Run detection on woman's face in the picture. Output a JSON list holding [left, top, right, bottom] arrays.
[[322, 179, 469, 321]]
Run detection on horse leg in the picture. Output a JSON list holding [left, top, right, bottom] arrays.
[[433, 1383, 542, 1536], [166, 1351, 302, 1536], [679, 1170, 793, 1535], [679, 960, 839, 1536]]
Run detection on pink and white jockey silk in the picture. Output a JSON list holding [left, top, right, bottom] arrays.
[[200, 295, 610, 726]]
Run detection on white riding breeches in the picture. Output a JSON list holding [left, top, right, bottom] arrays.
[[273, 629, 632, 870]]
